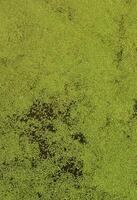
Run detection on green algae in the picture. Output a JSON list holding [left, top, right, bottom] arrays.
[[0, 0, 137, 199]]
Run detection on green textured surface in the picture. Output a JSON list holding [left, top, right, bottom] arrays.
[[0, 0, 137, 199]]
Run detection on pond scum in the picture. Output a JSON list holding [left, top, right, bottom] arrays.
[[0, 0, 137, 199]]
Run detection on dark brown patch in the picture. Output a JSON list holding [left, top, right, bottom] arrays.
[[59, 101, 76, 127], [133, 99, 137, 114], [114, 79, 120, 85], [129, 99, 137, 121], [52, 170, 61, 182], [20, 100, 56, 122], [116, 47, 124, 68], [56, 6, 65, 14], [61, 157, 83, 178], [125, 0, 132, 3], [51, 157, 83, 182], [28, 125, 40, 143], [72, 132, 87, 144], [31, 158, 37, 168], [115, 15, 126, 69], [46, 124, 57, 132], [55, 5, 75, 21], [36, 192, 42, 198], [67, 7, 75, 21], [117, 48, 123, 61], [126, 134, 130, 139], [38, 139, 51, 160]]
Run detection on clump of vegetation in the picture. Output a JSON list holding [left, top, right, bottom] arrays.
[[71, 132, 87, 145], [9, 95, 86, 187]]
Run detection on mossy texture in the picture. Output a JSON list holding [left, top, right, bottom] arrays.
[[0, 0, 137, 199]]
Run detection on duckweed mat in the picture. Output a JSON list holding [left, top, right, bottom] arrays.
[[0, 0, 137, 199]]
